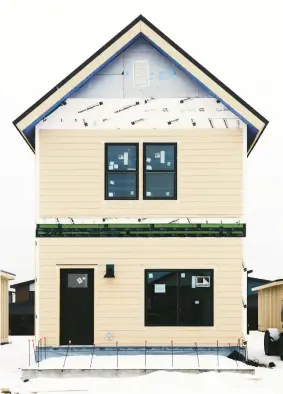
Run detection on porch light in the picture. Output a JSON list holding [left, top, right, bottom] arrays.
[[104, 264, 115, 278]]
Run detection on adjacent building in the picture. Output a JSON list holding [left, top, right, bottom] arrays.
[[253, 279, 283, 332], [9, 279, 35, 335], [13, 15, 268, 349], [247, 277, 271, 331], [0, 270, 16, 344]]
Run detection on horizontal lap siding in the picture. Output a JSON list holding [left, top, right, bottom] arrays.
[[258, 287, 283, 331], [0, 279, 8, 343], [38, 238, 243, 346], [39, 129, 243, 218]]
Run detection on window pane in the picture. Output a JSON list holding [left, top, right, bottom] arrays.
[[145, 173, 175, 198], [179, 270, 213, 326], [107, 173, 137, 198], [68, 273, 88, 288], [107, 145, 137, 171], [145, 144, 175, 171], [146, 271, 178, 325]]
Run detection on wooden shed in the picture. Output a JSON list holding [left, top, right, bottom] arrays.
[[253, 280, 283, 332], [0, 270, 16, 344]]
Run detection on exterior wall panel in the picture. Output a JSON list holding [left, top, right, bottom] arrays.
[[37, 237, 243, 347], [258, 285, 283, 332], [0, 278, 9, 344], [39, 129, 243, 218]]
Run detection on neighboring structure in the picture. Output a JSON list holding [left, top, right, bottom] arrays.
[[13, 15, 268, 349], [8, 289, 15, 304], [247, 277, 271, 331], [253, 280, 283, 332], [9, 280, 35, 335], [0, 270, 16, 344]]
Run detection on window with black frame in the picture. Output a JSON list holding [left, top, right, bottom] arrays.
[[105, 143, 139, 200], [145, 269, 214, 326], [143, 143, 177, 199]]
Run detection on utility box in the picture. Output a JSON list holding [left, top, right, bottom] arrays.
[[253, 280, 283, 332]]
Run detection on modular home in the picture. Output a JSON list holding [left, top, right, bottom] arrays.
[[0, 270, 16, 344], [253, 280, 283, 333], [13, 15, 268, 350]]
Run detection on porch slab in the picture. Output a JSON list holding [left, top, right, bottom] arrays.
[[21, 352, 254, 380], [22, 366, 254, 380]]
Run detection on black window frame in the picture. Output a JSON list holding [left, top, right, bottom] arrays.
[[143, 143, 177, 200], [144, 269, 214, 327], [105, 143, 139, 200]]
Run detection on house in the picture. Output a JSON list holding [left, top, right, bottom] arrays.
[[13, 15, 268, 351], [0, 270, 16, 344], [9, 279, 35, 335], [247, 277, 271, 331], [253, 279, 283, 332]]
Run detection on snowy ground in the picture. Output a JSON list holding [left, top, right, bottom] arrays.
[[0, 332, 282, 393]]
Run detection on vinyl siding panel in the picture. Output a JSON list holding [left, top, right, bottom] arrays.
[[37, 237, 243, 347], [0, 278, 9, 344], [258, 285, 283, 332], [39, 129, 243, 218]]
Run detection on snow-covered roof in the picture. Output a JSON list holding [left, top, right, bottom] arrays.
[[13, 15, 268, 155]]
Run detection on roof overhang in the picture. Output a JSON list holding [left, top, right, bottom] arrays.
[[0, 270, 16, 280], [252, 280, 283, 291], [13, 15, 268, 155], [10, 279, 35, 289]]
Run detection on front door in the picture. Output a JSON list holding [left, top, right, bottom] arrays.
[[60, 269, 94, 345]]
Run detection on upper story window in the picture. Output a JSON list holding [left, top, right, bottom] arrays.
[[105, 143, 139, 200], [143, 143, 177, 200]]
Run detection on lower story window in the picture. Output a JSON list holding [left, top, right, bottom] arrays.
[[145, 269, 214, 326]]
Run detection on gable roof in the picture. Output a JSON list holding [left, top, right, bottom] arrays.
[[13, 15, 268, 155]]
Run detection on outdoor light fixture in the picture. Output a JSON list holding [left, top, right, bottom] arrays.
[[104, 264, 115, 278]]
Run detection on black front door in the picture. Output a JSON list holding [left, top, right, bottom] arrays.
[[60, 269, 94, 345]]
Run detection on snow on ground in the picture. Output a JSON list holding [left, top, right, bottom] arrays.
[[0, 332, 282, 394], [247, 330, 283, 368]]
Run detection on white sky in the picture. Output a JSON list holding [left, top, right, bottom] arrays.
[[0, 0, 282, 283]]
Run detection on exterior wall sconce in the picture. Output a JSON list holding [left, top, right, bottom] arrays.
[[104, 264, 115, 278]]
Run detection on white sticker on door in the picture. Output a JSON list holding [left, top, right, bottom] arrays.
[[154, 284, 166, 293], [196, 276, 210, 287]]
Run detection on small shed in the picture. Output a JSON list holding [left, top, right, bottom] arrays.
[[253, 280, 283, 332], [0, 270, 16, 344]]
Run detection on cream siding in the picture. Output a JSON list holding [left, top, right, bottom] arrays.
[[0, 277, 10, 344], [258, 285, 283, 332], [39, 129, 243, 218], [37, 237, 243, 347]]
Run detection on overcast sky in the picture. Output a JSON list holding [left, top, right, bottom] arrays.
[[0, 0, 282, 283]]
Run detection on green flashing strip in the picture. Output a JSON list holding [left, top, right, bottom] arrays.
[[36, 223, 246, 237]]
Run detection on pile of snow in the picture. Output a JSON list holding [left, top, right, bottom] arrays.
[[247, 331, 283, 368], [268, 328, 280, 341]]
